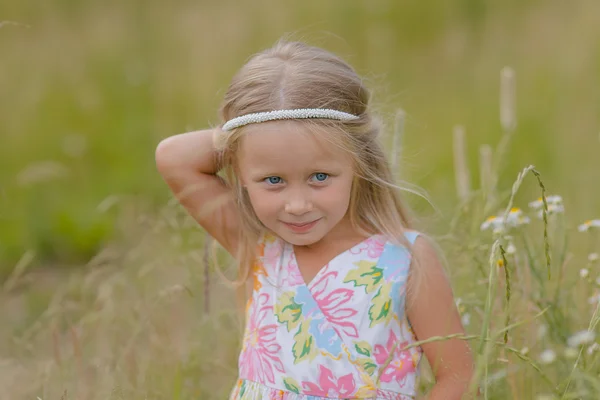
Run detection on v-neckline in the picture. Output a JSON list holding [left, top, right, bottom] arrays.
[[288, 234, 378, 289]]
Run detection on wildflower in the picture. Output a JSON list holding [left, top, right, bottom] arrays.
[[538, 349, 556, 364], [506, 208, 530, 227], [497, 259, 505, 268], [529, 195, 563, 209], [455, 298, 465, 314], [536, 204, 565, 219], [578, 220, 600, 232], [537, 324, 548, 339], [564, 347, 579, 359], [481, 208, 530, 233], [461, 313, 471, 327], [587, 343, 600, 355], [520, 346, 529, 356], [480, 216, 505, 233], [588, 253, 599, 262], [506, 243, 516, 255], [567, 330, 596, 347], [580, 268, 590, 279]]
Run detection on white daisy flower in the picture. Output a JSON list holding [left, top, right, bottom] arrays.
[[580, 268, 590, 279], [547, 195, 564, 204], [529, 195, 563, 210], [480, 216, 504, 232], [567, 330, 596, 347], [578, 219, 600, 232], [538, 349, 556, 364], [536, 204, 565, 219], [482, 208, 532, 235], [506, 243, 517, 255], [529, 198, 544, 210], [588, 253, 599, 262], [506, 208, 530, 227], [461, 313, 471, 327]]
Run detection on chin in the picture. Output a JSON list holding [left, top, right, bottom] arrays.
[[276, 230, 324, 247]]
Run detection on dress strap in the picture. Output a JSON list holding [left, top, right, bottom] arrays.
[[403, 230, 420, 245]]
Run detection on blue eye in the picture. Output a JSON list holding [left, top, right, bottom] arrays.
[[312, 173, 329, 182], [264, 176, 282, 185]]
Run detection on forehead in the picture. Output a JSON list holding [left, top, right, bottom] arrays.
[[238, 121, 351, 169]]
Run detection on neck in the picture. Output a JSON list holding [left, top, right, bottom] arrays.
[[302, 215, 369, 252]]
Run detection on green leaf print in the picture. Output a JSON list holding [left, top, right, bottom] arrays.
[[356, 357, 378, 376], [354, 340, 373, 357], [283, 377, 301, 394], [368, 282, 393, 328], [274, 292, 302, 331], [292, 320, 316, 364], [343, 260, 384, 294]]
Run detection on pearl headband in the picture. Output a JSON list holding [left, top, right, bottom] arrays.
[[221, 108, 359, 131]]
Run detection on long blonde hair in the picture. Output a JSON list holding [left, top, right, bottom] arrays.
[[214, 39, 420, 299]]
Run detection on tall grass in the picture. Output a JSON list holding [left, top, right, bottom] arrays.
[[2, 1, 600, 399], [1, 0, 600, 272], [2, 61, 600, 400]]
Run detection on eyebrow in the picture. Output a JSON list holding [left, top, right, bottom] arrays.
[[247, 164, 342, 177]]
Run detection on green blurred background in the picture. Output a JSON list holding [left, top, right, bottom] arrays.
[[1, 0, 599, 276]]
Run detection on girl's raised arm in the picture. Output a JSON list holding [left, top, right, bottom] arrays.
[[155, 129, 239, 255]]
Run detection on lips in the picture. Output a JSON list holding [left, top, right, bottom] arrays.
[[286, 221, 316, 227], [282, 218, 321, 233]]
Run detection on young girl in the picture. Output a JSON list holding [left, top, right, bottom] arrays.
[[156, 40, 475, 399]]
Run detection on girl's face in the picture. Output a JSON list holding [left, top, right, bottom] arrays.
[[238, 121, 355, 247]]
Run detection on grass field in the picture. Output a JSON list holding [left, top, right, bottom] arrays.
[[1, 1, 600, 398]]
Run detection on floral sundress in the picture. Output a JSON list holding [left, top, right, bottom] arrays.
[[229, 231, 423, 399]]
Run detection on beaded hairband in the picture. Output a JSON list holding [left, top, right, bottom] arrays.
[[221, 108, 359, 131]]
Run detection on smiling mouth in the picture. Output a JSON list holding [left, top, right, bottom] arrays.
[[282, 218, 321, 233], [285, 220, 318, 227]]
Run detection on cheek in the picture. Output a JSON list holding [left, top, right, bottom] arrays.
[[318, 180, 353, 211], [245, 187, 278, 219]]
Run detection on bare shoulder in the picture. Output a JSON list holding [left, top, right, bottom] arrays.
[[406, 233, 451, 303], [410, 233, 445, 272]]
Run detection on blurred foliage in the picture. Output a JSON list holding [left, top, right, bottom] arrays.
[[1, 0, 599, 276]]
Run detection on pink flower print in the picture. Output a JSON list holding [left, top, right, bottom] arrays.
[[239, 293, 285, 384], [311, 271, 359, 338], [350, 235, 386, 258], [302, 364, 357, 397], [373, 330, 417, 383], [282, 257, 304, 287], [261, 238, 283, 273]]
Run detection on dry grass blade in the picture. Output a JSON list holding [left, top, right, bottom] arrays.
[[453, 125, 471, 202]]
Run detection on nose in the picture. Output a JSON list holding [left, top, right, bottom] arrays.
[[284, 190, 313, 216]]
